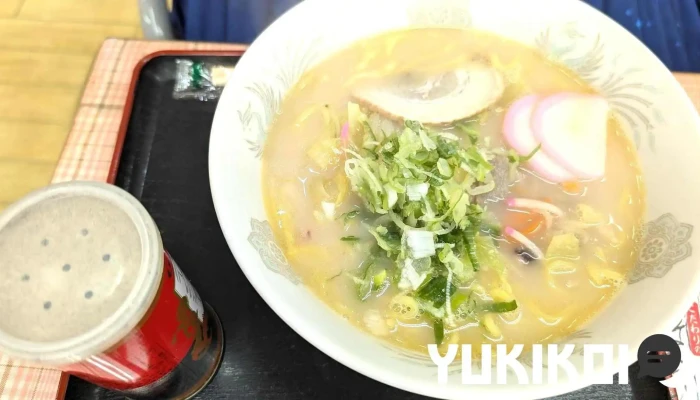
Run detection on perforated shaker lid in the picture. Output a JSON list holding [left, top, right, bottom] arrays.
[[0, 181, 163, 365]]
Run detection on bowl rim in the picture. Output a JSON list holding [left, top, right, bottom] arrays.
[[209, 0, 700, 397]]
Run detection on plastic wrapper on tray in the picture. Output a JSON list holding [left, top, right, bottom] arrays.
[[173, 59, 235, 101]]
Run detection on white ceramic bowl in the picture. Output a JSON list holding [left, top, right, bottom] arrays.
[[209, 0, 700, 398]]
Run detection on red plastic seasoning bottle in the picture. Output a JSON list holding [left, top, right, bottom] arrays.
[[0, 181, 223, 399]]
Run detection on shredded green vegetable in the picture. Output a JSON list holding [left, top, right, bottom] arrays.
[[507, 144, 541, 166], [342, 105, 518, 336], [417, 275, 457, 308], [455, 121, 480, 145], [433, 319, 445, 345], [338, 210, 360, 223], [465, 217, 481, 271], [352, 259, 388, 300], [484, 300, 518, 313]]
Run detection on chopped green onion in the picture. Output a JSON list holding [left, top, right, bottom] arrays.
[[508, 144, 541, 165], [433, 319, 445, 345], [367, 225, 401, 254], [521, 144, 542, 162], [398, 258, 430, 290], [406, 229, 436, 259], [484, 300, 518, 313], [342, 116, 508, 321], [417, 276, 457, 308], [475, 234, 506, 272], [353, 263, 373, 300], [480, 221, 502, 237], [352, 259, 388, 301], [406, 182, 429, 201], [464, 223, 480, 272], [455, 122, 479, 145], [436, 158, 453, 178], [341, 236, 360, 242], [464, 147, 493, 171], [450, 291, 471, 310], [372, 269, 387, 287], [338, 210, 360, 223]]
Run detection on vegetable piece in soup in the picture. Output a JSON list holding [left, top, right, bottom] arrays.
[[261, 28, 645, 357]]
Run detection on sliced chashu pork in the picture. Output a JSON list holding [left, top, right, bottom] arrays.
[[351, 62, 505, 125]]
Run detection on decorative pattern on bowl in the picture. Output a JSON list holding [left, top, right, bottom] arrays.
[[630, 213, 694, 284], [247, 219, 300, 284], [536, 21, 663, 151], [241, 36, 327, 158], [406, 0, 472, 28]]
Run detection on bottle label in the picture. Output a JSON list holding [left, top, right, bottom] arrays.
[[169, 254, 205, 323]]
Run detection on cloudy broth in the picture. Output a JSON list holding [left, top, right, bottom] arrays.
[[261, 28, 645, 356]]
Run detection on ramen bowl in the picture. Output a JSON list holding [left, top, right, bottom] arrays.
[[208, 0, 700, 398]]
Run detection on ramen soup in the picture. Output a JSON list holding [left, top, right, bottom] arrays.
[[262, 28, 645, 356]]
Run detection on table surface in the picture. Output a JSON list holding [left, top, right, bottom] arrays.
[[0, 0, 143, 216], [0, 38, 698, 400]]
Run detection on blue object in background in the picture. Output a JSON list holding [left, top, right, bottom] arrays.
[[170, 0, 303, 45], [168, 0, 700, 72], [583, 0, 700, 72]]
